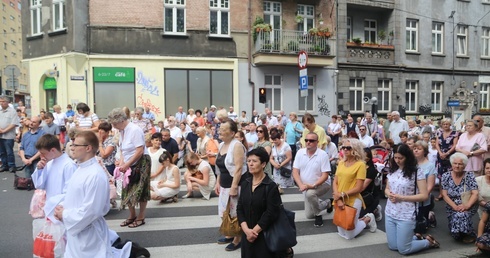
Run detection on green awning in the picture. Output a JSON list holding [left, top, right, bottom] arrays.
[[43, 77, 57, 90]]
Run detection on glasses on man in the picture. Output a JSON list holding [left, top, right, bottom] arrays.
[[341, 146, 353, 150], [359, 129, 366, 131], [304, 139, 317, 143], [72, 143, 89, 147]]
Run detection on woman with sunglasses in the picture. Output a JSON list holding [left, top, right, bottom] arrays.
[[333, 138, 377, 239], [253, 125, 272, 178], [385, 144, 437, 255]]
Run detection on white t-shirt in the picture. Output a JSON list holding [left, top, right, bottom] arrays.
[[119, 122, 145, 165], [169, 126, 182, 141], [53, 112, 67, 126], [293, 148, 331, 185], [385, 168, 424, 221]]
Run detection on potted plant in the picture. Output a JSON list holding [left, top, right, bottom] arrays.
[[319, 18, 324, 25], [308, 27, 319, 36], [295, 15, 304, 23], [287, 40, 299, 52], [378, 30, 386, 45], [352, 37, 362, 45]]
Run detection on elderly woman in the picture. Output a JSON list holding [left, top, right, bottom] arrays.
[[435, 118, 459, 200], [186, 108, 196, 125], [455, 120, 487, 177], [284, 112, 303, 159], [477, 159, 490, 218], [385, 144, 436, 255], [132, 107, 153, 134], [182, 152, 216, 200], [74, 102, 100, 132], [97, 121, 117, 175], [108, 108, 151, 228], [150, 151, 180, 203], [407, 119, 421, 138], [476, 202, 490, 255], [194, 109, 205, 127], [237, 147, 292, 258], [215, 119, 247, 251], [333, 138, 376, 239], [270, 131, 294, 193], [441, 152, 479, 243]]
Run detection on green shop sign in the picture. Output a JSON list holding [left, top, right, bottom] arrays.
[[43, 77, 57, 90], [93, 67, 135, 82]]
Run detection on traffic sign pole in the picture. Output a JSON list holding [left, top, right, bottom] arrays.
[[298, 51, 308, 113]]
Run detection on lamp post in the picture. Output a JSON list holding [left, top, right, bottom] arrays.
[[449, 11, 455, 86]]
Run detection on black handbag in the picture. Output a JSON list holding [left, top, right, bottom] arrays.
[[263, 185, 297, 253], [14, 175, 34, 190], [280, 167, 292, 178]]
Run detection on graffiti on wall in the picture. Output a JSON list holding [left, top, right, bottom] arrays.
[[317, 94, 330, 116], [137, 94, 161, 116], [136, 71, 160, 96]]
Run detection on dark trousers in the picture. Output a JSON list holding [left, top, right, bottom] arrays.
[[0, 138, 15, 169]]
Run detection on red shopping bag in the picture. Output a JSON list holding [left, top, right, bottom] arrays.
[[33, 220, 65, 258]]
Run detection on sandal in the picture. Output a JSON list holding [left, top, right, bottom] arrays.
[[414, 233, 424, 240], [425, 234, 440, 248], [128, 219, 146, 228], [120, 217, 136, 227]]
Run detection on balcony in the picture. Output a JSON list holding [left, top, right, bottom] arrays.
[[347, 0, 394, 9], [346, 42, 395, 65], [253, 29, 336, 67]]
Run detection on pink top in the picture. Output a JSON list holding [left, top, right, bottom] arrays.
[[456, 132, 488, 172]]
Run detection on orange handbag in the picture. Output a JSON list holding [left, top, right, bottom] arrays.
[[332, 196, 357, 230]]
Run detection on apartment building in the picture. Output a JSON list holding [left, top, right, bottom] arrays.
[[337, 0, 490, 124], [1, 0, 28, 106]]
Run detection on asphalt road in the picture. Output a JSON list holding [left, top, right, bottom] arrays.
[[0, 149, 488, 258]]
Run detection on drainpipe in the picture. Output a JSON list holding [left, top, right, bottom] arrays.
[[248, 0, 255, 111]]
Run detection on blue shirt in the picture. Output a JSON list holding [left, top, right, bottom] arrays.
[[20, 129, 46, 157], [142, 111, 155, 121], [66, 110, 75, 117]]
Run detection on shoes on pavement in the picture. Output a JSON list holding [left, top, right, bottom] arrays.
[[375, 204, 383, 221], [130, 241, 151, 257], [365, 213, 377, 233], [9, 167, 16, 173], [0, 167, 8, 172], [225, 242, 241, 251], [462, 234, 476, 244], [314, 215, 323, 227], [217, 237, 234, 245], [326, 198, 333, 213], [181, 193, 193, 199]]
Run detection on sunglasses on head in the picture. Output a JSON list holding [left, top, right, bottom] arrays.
[[304, 139, 317, 143], [341, 146, 353, 150]]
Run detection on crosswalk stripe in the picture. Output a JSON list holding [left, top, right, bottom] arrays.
[[144, 231, 387, 258], [108, 209, 335, 233]]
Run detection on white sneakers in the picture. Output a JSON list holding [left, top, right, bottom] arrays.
[[365, 213, 377, 233], [375, 205, 383, 221]]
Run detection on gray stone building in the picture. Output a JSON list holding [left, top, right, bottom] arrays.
[[336, 0, 490, 123]]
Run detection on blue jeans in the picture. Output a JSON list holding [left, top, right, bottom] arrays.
[[0, 138, 15, 169], [385, 214, 430, 255]]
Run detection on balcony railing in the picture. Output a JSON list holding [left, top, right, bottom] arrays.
[[255, 29, 335, 56]]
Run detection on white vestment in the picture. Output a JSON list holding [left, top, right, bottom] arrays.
[[62, 157, 130, 258], [31, 153, 77, 222]]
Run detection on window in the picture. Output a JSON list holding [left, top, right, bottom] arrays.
[[296, 4, 314, 32], [364, 19, 377, 43], [483, 27, 490, 57], [347, 16, 352, 41], [405, 81, 418, 112], [52, 0, 66, 31], [457, 25, 468, 56], [3, 43, 6, 50], [209, 0, 229, 36], [432, 22, 444, 54], [164, 0, 185, 34], [298, 75, 316, 112], [480, 84, 490, 109], [10, 15, 14, 20], [349, 78, 364, 112], [4, 55, 7, 62], [263, 1, 281, 30], [264, 75, 282, 111], [164, 69, 233, 114], [30, 0, 42, 35], [377, 79, 391, 112], [431, 82, 443, 112], [406, 19, 418, 52]]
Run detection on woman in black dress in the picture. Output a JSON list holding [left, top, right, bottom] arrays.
[[237, 147, 292, 258]]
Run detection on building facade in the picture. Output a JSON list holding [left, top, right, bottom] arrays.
[[21, 0, 337, 121], [337, 0, 490, 124], [1, 0, 29, 106]]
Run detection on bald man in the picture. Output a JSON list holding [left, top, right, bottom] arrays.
[[19, 116, 46, 178]]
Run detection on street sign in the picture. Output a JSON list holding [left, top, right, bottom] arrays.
[[299, 69, 308, 90], [447, 100, 460, 107], [298, 51, 308, 69], [4, 65, 20, 78]]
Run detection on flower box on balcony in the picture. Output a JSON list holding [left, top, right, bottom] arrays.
[[479, 108, 490, 114], [346, 42, 394, 50]]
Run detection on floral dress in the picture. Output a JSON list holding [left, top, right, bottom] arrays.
[[271, 143, 294, 188], [436, 130, 458, 177], [476, 202, 490, 254], [441, 171, 478, 239]]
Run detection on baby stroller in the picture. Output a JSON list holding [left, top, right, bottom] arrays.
[[369, 145, 391, 195]]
